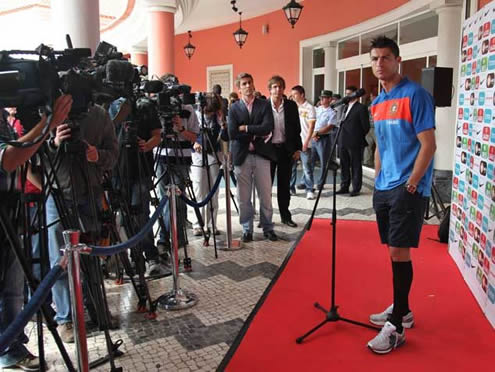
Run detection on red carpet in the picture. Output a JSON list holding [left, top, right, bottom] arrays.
[[220, 219, 494, 372]]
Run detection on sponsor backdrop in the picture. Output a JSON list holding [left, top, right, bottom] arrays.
[[450, 1, 495, 328]]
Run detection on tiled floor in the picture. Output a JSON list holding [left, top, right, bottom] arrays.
[[13, 169, 439, 371]]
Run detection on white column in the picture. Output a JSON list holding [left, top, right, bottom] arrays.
[[429, 0, 463, 199], [51, 0, 100, 53], [323, 42, 338, 92], [431, 0, 463, 171]]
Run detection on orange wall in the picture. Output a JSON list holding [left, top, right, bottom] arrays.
[[174, 0, 409, 93]]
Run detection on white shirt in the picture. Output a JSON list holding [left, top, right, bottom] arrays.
[[153, 104, 200, 158], [344, 101, 357, 118], [297, 100, 316, 148], [271, 98, 285, 144]]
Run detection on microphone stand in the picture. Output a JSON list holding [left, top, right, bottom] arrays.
[[296, 99, 380, 344]]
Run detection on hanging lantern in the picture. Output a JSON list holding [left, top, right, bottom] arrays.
[[233, 12, 248, 49], [183, 30, 196, 59], [283, 0, 303, 28]]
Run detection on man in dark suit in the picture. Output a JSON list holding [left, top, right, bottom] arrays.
[[228, 72, 277, 242], [268, 75, 302, 227], [337, 86, 370, 196]]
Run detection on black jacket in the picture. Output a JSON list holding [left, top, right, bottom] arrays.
[[228, 98, 275, 166], [278, 99, 302, 156], [338, 102, 370, 149]]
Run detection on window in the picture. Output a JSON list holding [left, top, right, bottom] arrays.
[[362, 67, 379, 104], [313, 48, 325, 68], [207, 65, 233, 97], [399, 12, 438, 45], [338, 71, 345, 96], [345, 69, 361, 90], [313, 74, 325, 104], [428, 55, 437, 67], [401, 57, 427, 84], [338, 36, 359, 59], [361, 24, 398, 55]]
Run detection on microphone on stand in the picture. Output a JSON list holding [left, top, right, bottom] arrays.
[[330, 88, 366, 108]]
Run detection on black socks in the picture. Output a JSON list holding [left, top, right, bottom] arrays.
[[390, 261, 413, 333]]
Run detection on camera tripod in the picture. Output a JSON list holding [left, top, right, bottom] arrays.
[[40, 127, 124, 371], [0, 191, 76, 372], [153, 131, 202, 271]]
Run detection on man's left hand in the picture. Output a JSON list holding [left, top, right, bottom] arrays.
[[292, 151, 301, 161]]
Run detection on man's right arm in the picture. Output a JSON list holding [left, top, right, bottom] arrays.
[[245, 101, 274, 136], [1, 95, 72, 172], [228, 104, 250, 141], [303, 119, 315, 151]]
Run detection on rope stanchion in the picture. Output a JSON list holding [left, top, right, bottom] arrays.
[[217, 153, 242, 251], [156, 184, 198, 311], [180, 169, 224, 208], [0, 265, 64, 353], [63, 230, 89, 372], [89, 195, 168, 256]]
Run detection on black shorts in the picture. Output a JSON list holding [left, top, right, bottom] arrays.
[[373, 183, 427, 248]]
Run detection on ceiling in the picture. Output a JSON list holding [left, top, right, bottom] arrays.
[[0, 0, 295, 51], [175, 0, 290, 34]]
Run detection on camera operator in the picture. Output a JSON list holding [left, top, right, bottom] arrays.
[[109, 98, 169, 275], [155, 74, 199, 251], [43, 103, 118, 342], [0, 95, 72, 370], [190, 93, 225, 236]]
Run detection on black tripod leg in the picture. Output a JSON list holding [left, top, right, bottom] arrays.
[[82, 256, 122, 372], [0, 207, 76, 372], [296, 318, 329, 344], [339, 317, 381, 331]]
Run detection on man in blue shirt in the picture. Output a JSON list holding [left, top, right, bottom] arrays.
[[312, 90, 336, 189], [367, 36, 436, 354]]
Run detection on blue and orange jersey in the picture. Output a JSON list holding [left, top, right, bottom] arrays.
[[371, 78, 435, 196]]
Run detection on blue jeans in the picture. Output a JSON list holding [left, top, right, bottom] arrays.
[[312, 136, 331, 187], [156, 160, 190, 246], [130, 180, 158, 261], [300, 149, 314, 192], [45, 196, 76, 325], [0, 248, 30, 368]]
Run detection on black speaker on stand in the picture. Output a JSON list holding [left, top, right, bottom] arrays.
[[420, 66, 453, 220], [420, 66, 453, 107]]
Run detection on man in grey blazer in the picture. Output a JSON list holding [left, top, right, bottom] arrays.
[[228, 72, 278, 242]]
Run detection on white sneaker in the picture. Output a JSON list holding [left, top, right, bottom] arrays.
[[306, 191, 315, 200], [193, 227, 203, 236], [367, 321, 405, 354], [369, 304, 414, 328]]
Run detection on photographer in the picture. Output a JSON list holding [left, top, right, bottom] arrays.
[[109, 98, 168, 275], [190, 94, 225, 236], [44, 103, 118, 342], [155, 74, 199, 251], [0, 95, 72, 370]]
